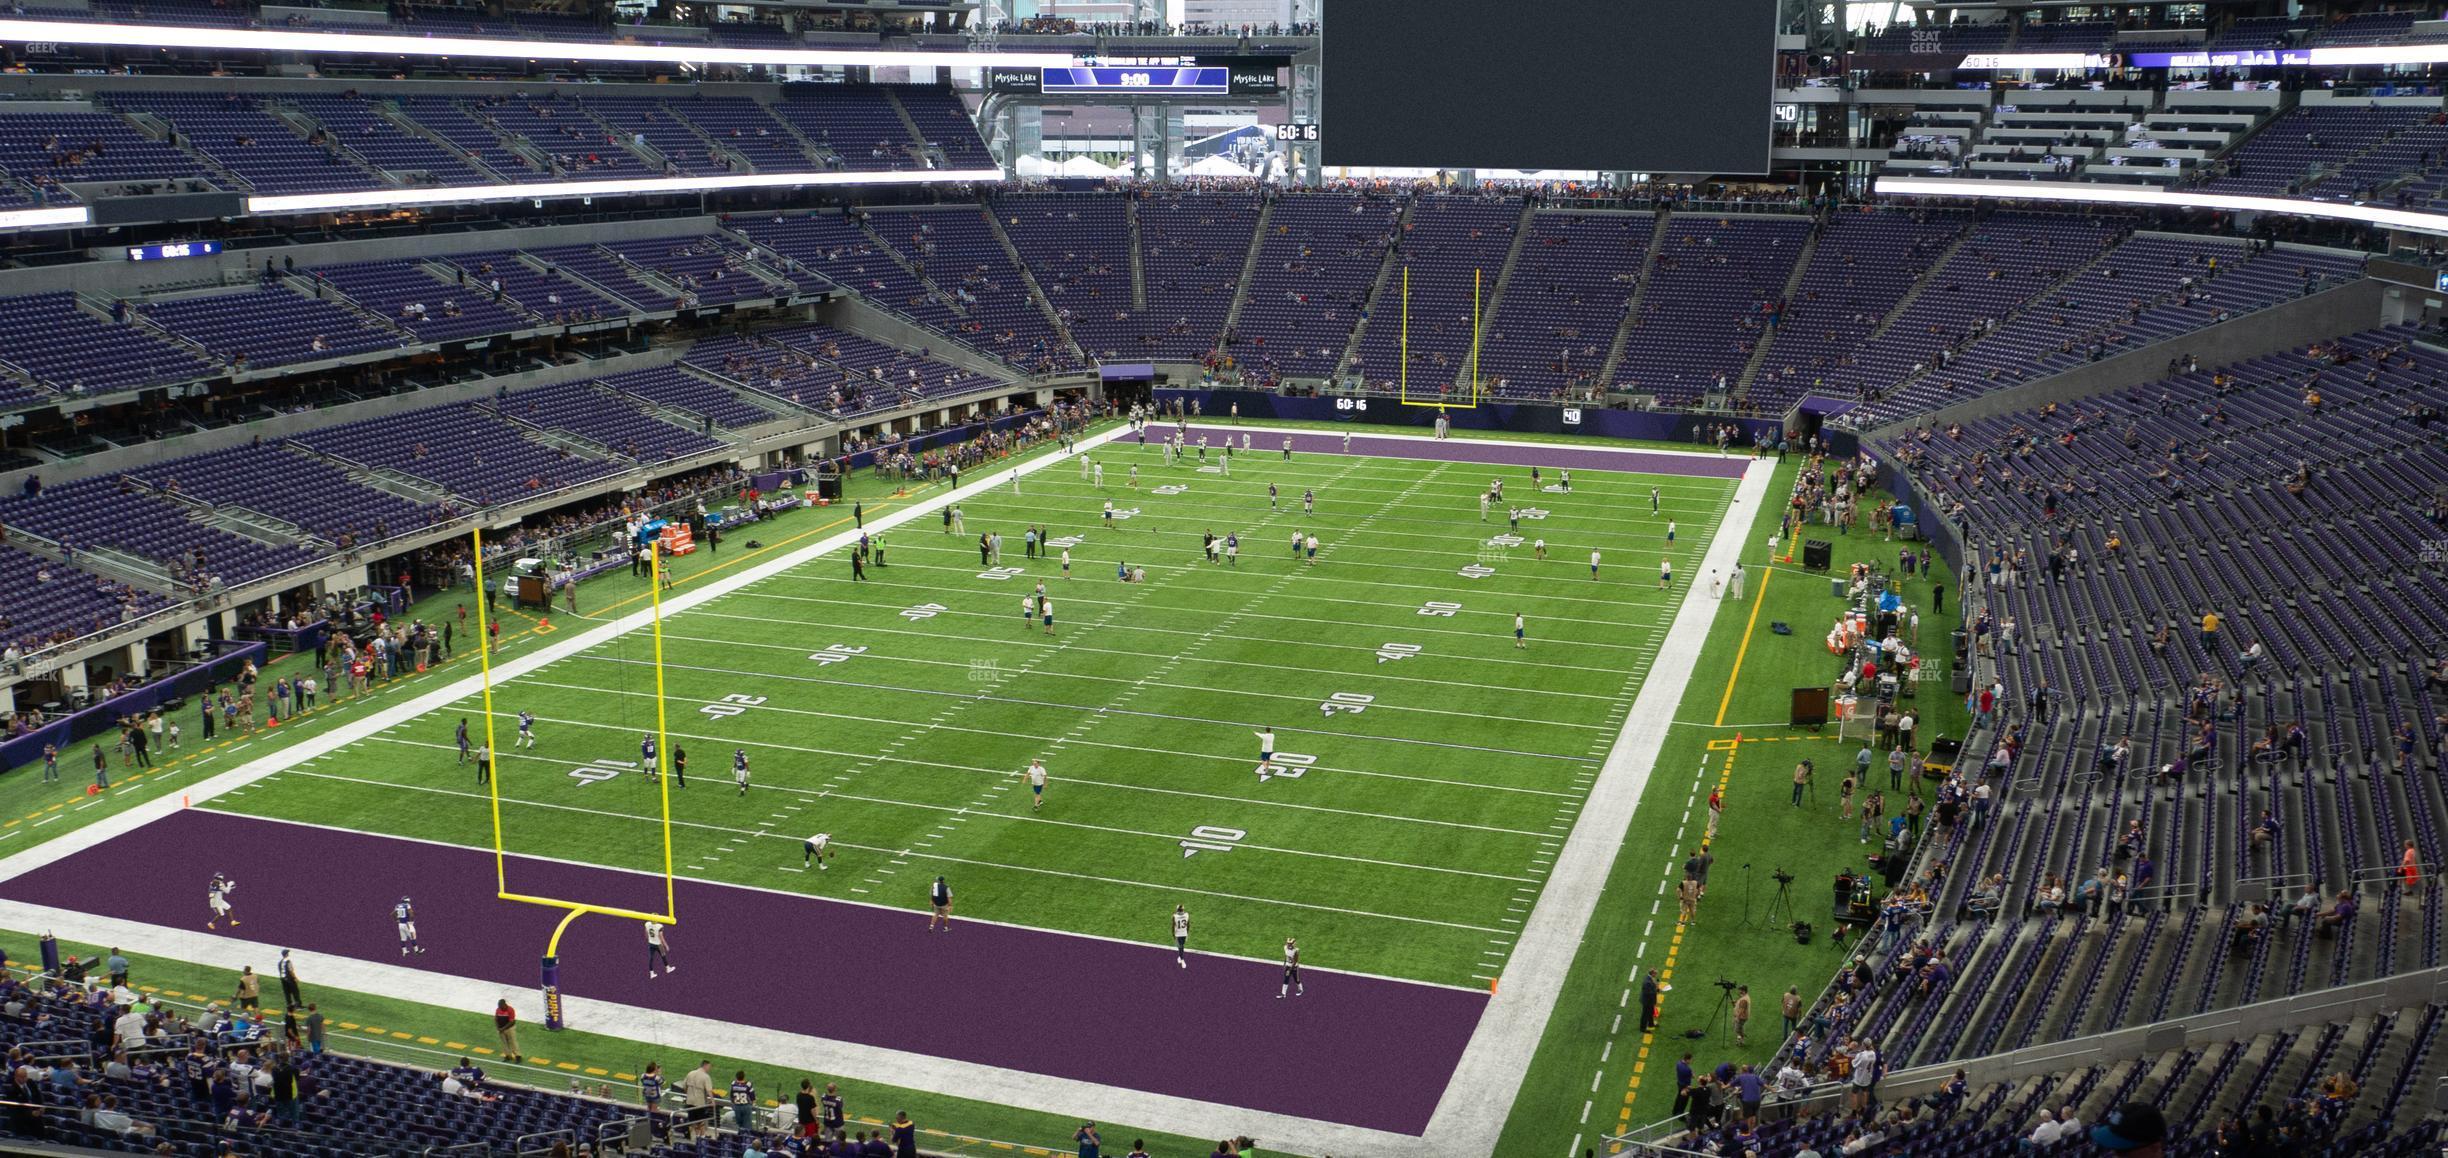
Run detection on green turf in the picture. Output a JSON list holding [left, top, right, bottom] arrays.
[[0, 925, 1217, 1158], [5, 426, 1962, 1158], [1489, 457, 1972, 1155], [215, 438, 1739, 987]]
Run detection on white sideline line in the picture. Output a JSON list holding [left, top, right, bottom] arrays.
[[1415, 455, 1779, 1156], [0, 425, 1772, 1158]]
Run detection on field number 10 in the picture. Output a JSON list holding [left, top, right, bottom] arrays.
[[1180, 825, 1247, 858]]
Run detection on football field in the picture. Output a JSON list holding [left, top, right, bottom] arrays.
[[0, 423, 1761, 1151]]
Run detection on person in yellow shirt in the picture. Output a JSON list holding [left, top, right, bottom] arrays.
[[2200, 610, 2221, 653]]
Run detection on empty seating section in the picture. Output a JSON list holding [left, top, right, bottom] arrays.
[[685, 324, 991, 417], [773, 86, 923, 171], [894, 84, 997, 169], [995, 192, 1140, 361], [1476, 211, 1652, 401], [867, 207, 1076, 371], [583, 96, 730, 176], [1134, 190, 1262, 361], [1615, 215, 1811, 406], [660, 96, 823, 171], [286, 95, 492, 185], [596, 365, 779, 430], [0, 476, 322, 586], [2009, 20, 2115, 50], [0, 110, 214, 194], [1748, 210, 1964, 413], [520, 244, 672, 312], [123, 444, 448, 546], [107, 93, 383, 195], [0, 542, 171, 652], [391, 97, 543, 180], [306, 261, 533, 343], [433, 250, 621, 323], [137, 289, 398, 369], [1837, 213, 2119, 417], [296, 402, 628, 507], [594, 235, 783, 307], [497, 379, 727, 462], [1231, 192, 1399, 380], [2203, 105, 2433, 196], [725, 214, 965, 337], [1348, 195, 1519, 394], [0, 293, 213, 398], [463, 94, 646, 178]]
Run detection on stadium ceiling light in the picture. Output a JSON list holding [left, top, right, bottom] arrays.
[[1876, 175, 2448, 237], [242, 167, 1009, 214], [0, 19, 1081, 68], [0, 205, 92, 231]]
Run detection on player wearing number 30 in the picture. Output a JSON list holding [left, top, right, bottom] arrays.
[[802, 832, 832, 870], [1173, 905, 1191, 969], [1027, 759, 1049, 811], [639, 734, 657, 780], [1279, 938, 1304, 998]]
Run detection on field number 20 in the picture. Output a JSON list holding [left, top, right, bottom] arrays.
[[1180, 825, 1247, 858], [1320, 691, 1375, 716]]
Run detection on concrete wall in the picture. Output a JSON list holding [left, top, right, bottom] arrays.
[[1863, 275, 2391, 436]]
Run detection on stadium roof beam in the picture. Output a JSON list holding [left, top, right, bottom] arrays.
[[1877, 175, 2448, 238], [0, 19, 1081, 68]]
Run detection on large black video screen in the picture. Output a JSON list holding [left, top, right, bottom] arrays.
[[1322, 0, 1778, 174]]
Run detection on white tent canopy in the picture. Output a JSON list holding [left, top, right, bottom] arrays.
[[1182, 154, 1253, 178], [1055, 155, 1122, 177]]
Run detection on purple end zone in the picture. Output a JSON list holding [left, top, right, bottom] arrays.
[[1, 809, 1485, 1134], [1180, 424, 1752, 479]]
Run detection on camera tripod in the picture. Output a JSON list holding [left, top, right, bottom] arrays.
[[1758, 868, 1799, 930], [1685, 981, 1739, 1040]]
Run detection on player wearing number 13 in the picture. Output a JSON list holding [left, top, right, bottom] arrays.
[[1173, 905, 1191, 969], [732, 749, 750, 796], [1279, 938, 1303, 998]]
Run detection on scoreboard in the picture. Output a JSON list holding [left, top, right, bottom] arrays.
[[989, 57, 1284, 96], [1041, 66, 1228, 95]]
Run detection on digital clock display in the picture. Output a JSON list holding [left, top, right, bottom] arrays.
[[1040, 67, 1230, 95], [1273, 123, 1320, 142], [126, 241, 222, 262]]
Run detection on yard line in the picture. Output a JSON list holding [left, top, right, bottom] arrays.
[[736, 588, 1668, 654], [576, 654, 1604, 764], [509, 680, 1585, 799], [662, 620, 1627, 704], [768, 553, 1693, 619], [372, 730, 1551, 838], [576, 650, 1614, 735], [688, 595, 1635, 675], [254, 770, 1514, 935]]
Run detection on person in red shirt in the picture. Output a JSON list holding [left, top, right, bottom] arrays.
[[493, 999, 521, 1062]]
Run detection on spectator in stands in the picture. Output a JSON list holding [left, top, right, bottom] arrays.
[[2316, 890, 2357, 934], [2088, 1102, 2165, 1155]]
